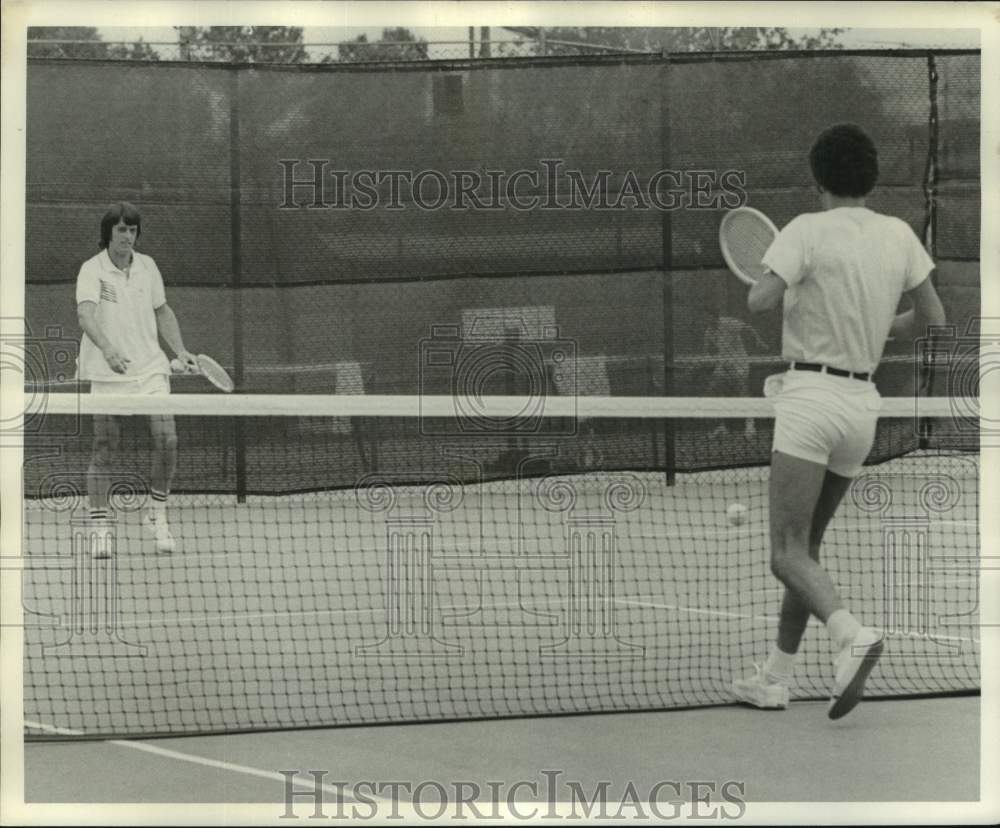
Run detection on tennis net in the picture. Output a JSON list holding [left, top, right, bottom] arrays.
[[21, 393, 980, 739]]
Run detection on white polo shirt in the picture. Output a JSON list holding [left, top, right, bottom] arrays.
[[76, 249, 171, 382], [762, 207, 934, 375]]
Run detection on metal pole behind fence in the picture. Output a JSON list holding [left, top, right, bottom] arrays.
[[660, 57, 676, 486], [919, 54, 941, 451], [229, 67, 247, 501]]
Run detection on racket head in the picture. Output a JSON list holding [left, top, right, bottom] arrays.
[[719, 207, 779, 286], [196, 354, 235, 393]]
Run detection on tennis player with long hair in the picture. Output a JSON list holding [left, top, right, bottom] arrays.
[[731, 124, 946, 719], [76, 202, 198, 556]]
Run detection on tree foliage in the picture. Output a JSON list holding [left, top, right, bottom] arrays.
[[28, 27, 160, 60], [335, 27, 429, 62], [506, 26, 845, 55], [176, 26, 307, 63], [105, 39, 160, 61]]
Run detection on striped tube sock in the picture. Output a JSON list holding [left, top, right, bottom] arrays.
[[151, 489, 168, 521]]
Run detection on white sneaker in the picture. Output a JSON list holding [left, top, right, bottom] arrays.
[[732, 663, 790, 709], [144, 513, 176, 554], [828, 627, 884, 720]]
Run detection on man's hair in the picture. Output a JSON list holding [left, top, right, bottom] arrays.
[[99, 202, 142, 249], [809, 123, 879, 198]]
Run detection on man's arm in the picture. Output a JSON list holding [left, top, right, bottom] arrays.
[[889, 276, 946, 340], [154, 304, 196, 369], [747, 271, 787, 314], [77, 301, 130, 374]]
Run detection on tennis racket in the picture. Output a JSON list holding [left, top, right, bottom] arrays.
[[719, 207, 779, 285], [170, 354, 235, 393]]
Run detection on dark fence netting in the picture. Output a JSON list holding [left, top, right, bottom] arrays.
[[24, 50, 980, 491]]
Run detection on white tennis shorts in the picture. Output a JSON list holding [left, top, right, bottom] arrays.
[[767, 370, 881, 478], [90, 373, 170, 396]]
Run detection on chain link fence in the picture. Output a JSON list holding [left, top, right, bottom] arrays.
[[24, 49, 980, 489]]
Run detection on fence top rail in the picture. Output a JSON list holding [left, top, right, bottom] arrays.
[[25, 46, 981, 73]]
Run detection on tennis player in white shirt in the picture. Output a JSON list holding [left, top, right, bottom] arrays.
[[76, 202, 197, 555], [732, 124, 946, 719]]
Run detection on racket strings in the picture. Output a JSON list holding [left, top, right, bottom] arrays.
[[723, 215, 773, 280], [195, 355, 235, 392]]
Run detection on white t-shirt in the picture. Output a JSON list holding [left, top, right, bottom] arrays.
[[762, 207, 934, 375], [76, 249, 170, 382]]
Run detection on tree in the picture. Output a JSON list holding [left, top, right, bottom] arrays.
[[105, 38, 160, 61], [335, 27, 429, 62], [28, 26, 160, 60], [503, 26, 845, 55], [176, 26, 308, 63]]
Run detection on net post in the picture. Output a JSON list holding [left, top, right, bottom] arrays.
[[229, 67, 247, 502], [660, 56, 676, 485]]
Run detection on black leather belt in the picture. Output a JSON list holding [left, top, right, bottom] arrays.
[[789, 362, 872, 382]]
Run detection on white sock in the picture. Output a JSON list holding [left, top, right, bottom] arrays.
[[150, 489, 168, 522], [826, 609, 861, 651], [763, 647, 797, 684]]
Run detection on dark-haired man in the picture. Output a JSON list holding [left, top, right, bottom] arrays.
[[76, 202, 197, 555], [732, 124, 946, 719]]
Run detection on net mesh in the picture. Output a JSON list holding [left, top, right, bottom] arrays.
[[22, 397, 980, 740]]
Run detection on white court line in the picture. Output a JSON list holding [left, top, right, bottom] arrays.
[[32, 590, 983, 642], [23, 719, 393, 805], [619, 597, 981, 645], [87, 597, 652, 628], [74, 598, 779, 630], [720, 578, 981, 598], [71, 599, 589, 628], [619, 597, 778, 625], [120, 605, 383, 627]]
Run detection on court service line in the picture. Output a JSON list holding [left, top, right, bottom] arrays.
[[619, 598, 981, 644], [60, 591, 982, 643], [24, 719, 392, 805], [619, 598, 778, 625]]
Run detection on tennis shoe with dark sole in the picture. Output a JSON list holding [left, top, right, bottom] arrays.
[[828, 628, 884, 720]]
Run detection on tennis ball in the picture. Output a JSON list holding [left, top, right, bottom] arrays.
[[727, 503, 748, 526]]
